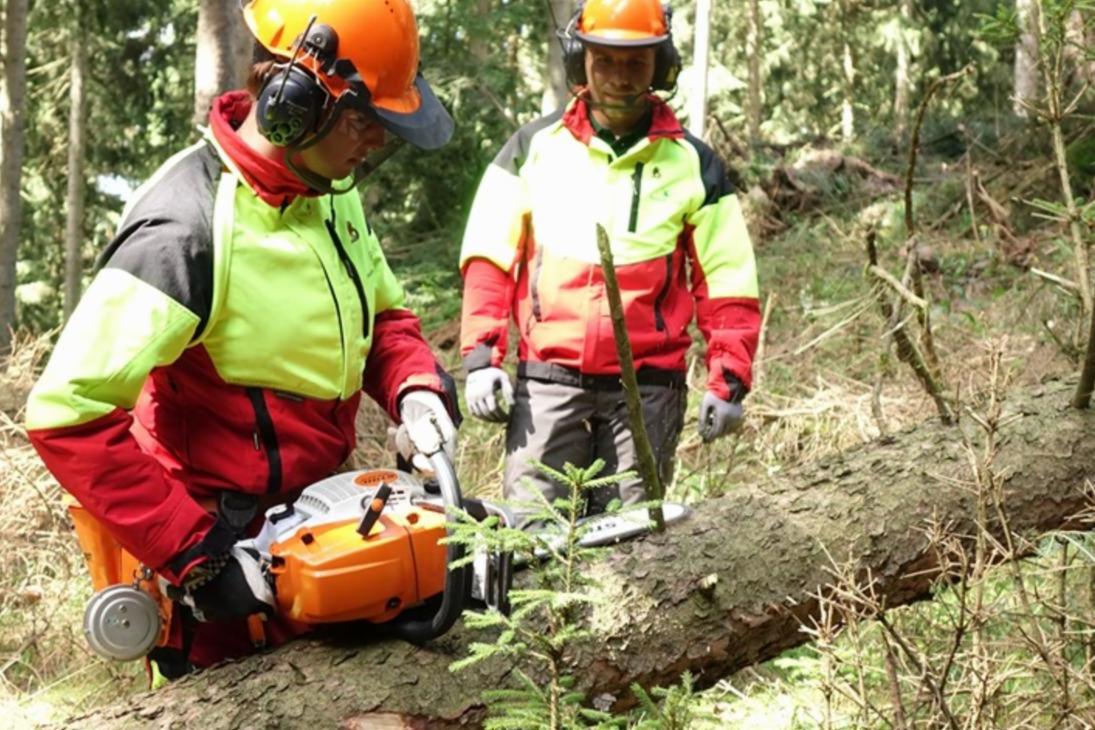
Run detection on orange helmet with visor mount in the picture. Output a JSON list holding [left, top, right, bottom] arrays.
[[243, 0, 452, 150], [575, 0, 669, 47]]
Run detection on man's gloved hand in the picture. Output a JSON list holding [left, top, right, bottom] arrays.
[[698, 391, 744, 443], [395, 390, 457, 469], [166, 545, 275, 623], [465, 367, 514, 423]]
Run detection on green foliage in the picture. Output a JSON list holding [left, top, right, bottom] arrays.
[[448, 459, 626, 728], [629, 672, 718, 729], [450, 460, 705, 728], [18, 0, 197, 334]]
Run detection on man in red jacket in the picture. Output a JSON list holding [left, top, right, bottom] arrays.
[[459, 0, 760, 518], [26, 0, 457, 677]]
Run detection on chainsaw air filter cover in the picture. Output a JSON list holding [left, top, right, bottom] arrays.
[[83, 584, 162, 661], [266, 468, 450, 624]]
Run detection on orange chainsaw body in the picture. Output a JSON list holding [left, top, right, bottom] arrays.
[[269, 506, 449, 624]]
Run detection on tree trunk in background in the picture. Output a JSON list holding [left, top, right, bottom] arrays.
[[541, 0, 573, 115], [745, 0, 763, 143], [893, 0, 912, 142], [63, 32, 89, 321], [0, 0, 28, 355], [194, 0, 243, 127], [469, 0, 492, 64], [68, 381, 1095, 728], [686, 0, 712, 139], [840, 0, 856, 143], [1014, 0, 1040, 117], [1065, 10, 1095, 87], [233, 4, 254, 94]]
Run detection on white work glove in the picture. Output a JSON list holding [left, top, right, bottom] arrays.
[[465, 367, 514, 423], [698, 391, 744, 443], [395, 390, 457, 470]]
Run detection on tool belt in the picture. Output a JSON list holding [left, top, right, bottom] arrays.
[[517, 361, 686, 391]]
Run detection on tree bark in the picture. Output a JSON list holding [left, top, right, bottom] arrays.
[[541, 0, 573, 115], [194, 0, 244, 127], [0, 0, 28, 355], [1014, 0, 1040, 118], [1063, 11, 1094, 89], [840, 0, 856, 143], [892, 0, 912, 142], [67, 380, 1095, 728], [232, 4, 255, 97], [63, 31, 89, 321], [745, 0, 763, 143], [686, 0, 712, 139]]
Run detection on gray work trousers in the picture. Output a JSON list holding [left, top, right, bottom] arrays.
[[503, 376, 686, 518]]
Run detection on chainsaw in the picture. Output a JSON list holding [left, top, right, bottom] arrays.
[[80, 449, 515, 662]]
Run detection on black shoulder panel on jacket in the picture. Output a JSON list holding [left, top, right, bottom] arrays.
[[100, 143, 221, 337], [683, 132, 733, 207], [492, 108, 565, 175]]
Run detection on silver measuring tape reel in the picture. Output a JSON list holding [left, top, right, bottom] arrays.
[[83, 584, 162, 661]]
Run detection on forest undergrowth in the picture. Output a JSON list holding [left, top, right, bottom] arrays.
[[2, 124, 1093, 726]]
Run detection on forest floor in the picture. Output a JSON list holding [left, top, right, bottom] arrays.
[[0, 127, 1089, 726]]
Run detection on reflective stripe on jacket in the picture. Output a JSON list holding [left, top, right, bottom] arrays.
[[459, 97, 760, 400], [26, 118, 453, 583]]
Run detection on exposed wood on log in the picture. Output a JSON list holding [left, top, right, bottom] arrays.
[[69, 380, 1095, 728]]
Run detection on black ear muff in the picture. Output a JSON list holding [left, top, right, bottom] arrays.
[[560, 1, 586, 86], [652, 3, 681, 91], [255, 22, 340, 148], [561, 33, 586, 85], [256, 64, 328, 147], [652, 41, 681, 91]]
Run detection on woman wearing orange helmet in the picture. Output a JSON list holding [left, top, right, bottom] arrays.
[[27, 0, 459, 680], [459, 0, 760, 519]]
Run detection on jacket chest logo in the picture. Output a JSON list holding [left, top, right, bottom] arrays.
[[346, 222, 360, 243]]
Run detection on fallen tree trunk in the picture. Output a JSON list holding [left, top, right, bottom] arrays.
[[71, 380, 1095, 728]]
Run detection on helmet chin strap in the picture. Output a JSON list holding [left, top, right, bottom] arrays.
[[588, 94, 648, 112], [284, 130, 407, 197], [577, 84, 679, 118], [284, 153, 359, 196]]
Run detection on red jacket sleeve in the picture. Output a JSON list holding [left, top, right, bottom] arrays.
[[460, 258, 513, 371], [694, 296, 761, 399], [28, 409, 219, 584], [685, 222, 762, 401], [363, 308, 461, 424]]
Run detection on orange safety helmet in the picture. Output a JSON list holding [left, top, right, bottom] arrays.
[[243, 0, 452, 150], [561, 0, 680, 91], [575, 0, 669, 46]]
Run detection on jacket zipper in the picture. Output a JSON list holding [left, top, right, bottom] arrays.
[[653, 251, 673, 332], [319, 263, 346, 364], [246, 387, 282, 495], [628, 162, 645, 233], [325, 218, 370, 339], [529, 244, 544, 323]]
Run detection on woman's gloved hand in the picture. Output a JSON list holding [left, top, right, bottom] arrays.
[[697, 391, 744, 443], [464, 367, 514, 423], [395, 390, 458, 468], [166, 545, 275, 623]]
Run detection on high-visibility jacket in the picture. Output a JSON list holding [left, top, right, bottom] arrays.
[[459, 97, 760, 400], [26, 92, 455, 585]]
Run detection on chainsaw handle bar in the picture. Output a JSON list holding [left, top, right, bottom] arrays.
[[389, 449, 470, 643]]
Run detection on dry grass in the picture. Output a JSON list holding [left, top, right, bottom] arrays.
[[0, 337, 147, 725]]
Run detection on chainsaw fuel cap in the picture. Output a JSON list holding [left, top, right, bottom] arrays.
[[83, 584, 162, 661]]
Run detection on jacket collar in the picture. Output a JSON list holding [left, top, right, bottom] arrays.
[[561, 93, 685, 149], [207, 91, 319, 208]]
